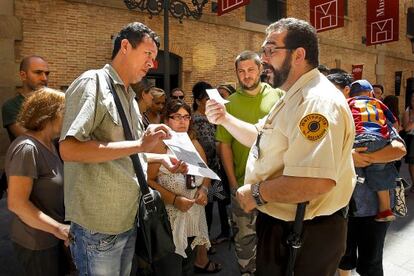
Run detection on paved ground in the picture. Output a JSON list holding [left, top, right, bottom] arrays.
[[1, 164, 414, 275], [378, 163, 414, 276]]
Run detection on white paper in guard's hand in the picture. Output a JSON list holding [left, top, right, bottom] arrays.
[[163, 131, 221, 180], [206, 89, 229, 104]]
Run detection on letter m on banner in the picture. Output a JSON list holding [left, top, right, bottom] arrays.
[[218, 0, 250, 16], [366, 0, 399, 46], [310, 0, 344, 32]]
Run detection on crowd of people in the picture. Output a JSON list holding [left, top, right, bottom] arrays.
[[1, 17, 410, 276]]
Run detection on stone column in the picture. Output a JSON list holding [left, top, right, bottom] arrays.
[[0, 0, 21, 168]]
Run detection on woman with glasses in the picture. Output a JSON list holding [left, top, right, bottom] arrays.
[[147, 100, 216, 275]]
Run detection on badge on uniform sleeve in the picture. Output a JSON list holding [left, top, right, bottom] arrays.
[[299, 113, 329, 141]]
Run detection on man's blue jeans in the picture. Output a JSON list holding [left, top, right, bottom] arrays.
[[69, 222, 137, 276]]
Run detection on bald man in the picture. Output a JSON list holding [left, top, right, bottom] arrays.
[[2, 55, 50, 141]]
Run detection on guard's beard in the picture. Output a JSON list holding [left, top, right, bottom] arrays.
[[266, 53, 292, 89]]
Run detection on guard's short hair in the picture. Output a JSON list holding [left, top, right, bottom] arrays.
[[266, 18, 319, 68]]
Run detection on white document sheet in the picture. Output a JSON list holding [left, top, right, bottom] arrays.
[[206, 88, 229, 104], [163, 131, 221, 180]]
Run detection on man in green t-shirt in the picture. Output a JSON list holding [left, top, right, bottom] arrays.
[[2, 55, 50, 141], [216, 50, 283, 275]]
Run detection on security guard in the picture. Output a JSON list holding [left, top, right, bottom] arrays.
[[205, 18, 356, 276]]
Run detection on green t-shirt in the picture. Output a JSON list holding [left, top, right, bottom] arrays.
[[216, 83, 284, 186], [2, 94, 25, 141]]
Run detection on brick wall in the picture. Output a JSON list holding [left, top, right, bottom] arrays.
[[1, 0, 413, 163], [12, 0, 414, 98], [13, 0, 264, 95]]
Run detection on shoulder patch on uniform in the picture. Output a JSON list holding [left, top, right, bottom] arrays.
[[299, 113, 329, 141]]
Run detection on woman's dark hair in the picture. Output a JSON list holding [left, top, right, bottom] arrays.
[[383, 95, 399, 119], [217, 84, 236, 95], [327, 72, 354, 89], [317, 64, 329, 75], [373, 84, 384, 94], [192, 81, 212, 111], [163, 99, 195, 138], [112, 22, 160, 60], [164, 99, 192, 119]]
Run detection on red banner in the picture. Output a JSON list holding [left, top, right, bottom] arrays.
[[218, 0, 250, 16], [352, 64, 364, 80], [366, 0, 399, 46], [310, 0, 344, 32]]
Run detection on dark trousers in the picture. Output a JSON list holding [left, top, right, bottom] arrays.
[[205, 201, 230, 236], [152, 237, 196, 276], [339, 216, 390, 276], [13, 242, 64, 276], [256, 211, 347, 276]]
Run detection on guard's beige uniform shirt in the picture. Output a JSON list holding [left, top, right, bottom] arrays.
[[245, 68, 356, 221]]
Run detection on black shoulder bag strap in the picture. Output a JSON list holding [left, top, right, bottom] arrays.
[[285, 201, 308, 276], [102, 72, 157, 213]]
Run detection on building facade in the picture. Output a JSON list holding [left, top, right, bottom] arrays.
[[0, 0, 414, 166]]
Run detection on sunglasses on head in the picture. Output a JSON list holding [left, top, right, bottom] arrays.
[[171, 95, 184, 100]]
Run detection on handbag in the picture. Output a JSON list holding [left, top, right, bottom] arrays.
[[103, 72, 175, 264], [393, 178, 409, 217]]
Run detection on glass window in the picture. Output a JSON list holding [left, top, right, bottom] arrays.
[[246, 0, 286, 25]]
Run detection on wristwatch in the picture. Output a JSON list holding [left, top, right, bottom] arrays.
[[251, 182, 267, 206]]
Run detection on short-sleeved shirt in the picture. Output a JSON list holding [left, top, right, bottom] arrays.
[[245, 69, 356, 221], [348, 96, 396, 139], [60, 64, 144, 234], [2, 94, 25, 141], [5, 135, 64, 250], [216, 83, 284, 186]]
